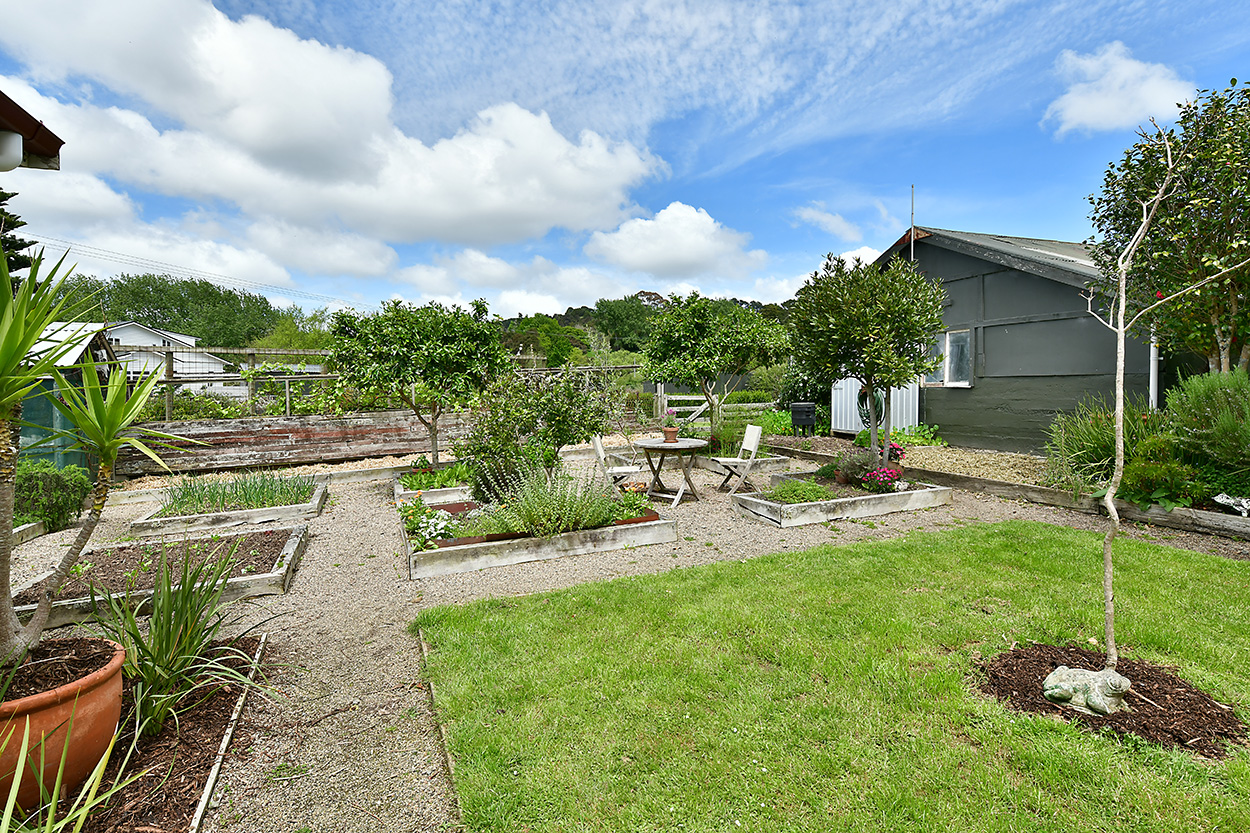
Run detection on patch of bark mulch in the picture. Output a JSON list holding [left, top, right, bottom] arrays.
[[980, 643, 1248, 758], [12, 530, 290, 607], [80, 635, 265, 833], [3, 637, 116, 701]]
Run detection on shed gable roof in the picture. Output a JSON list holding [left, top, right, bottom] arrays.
[[877, 227, 1099, 289]]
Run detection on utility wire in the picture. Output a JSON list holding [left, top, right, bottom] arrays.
[[23, 232, 378, 310]]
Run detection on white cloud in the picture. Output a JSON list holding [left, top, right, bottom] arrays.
[[245, 220, 397, 278], [1043, 42, 1194, 135], [584, 202, 766, 277], [837, 245, 881, 265], [495, 290, 564, 318], [793, 203, 862, 241]]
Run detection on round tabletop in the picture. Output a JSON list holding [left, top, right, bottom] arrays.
[[634, 437, 709, 451]]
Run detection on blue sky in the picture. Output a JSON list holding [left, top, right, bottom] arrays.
[[1, 0, 1247, 317]]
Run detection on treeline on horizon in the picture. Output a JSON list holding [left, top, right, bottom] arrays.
[[50, 272, 793, 364]]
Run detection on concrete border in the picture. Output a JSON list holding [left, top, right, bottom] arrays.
[[190, 632, 269, 833], [773, 447, 1250, 541], [406, 512, 678, 579], [12, 521, 46, 546], [16, 525, 308, 630], [394, 479, 472, 505], [414, 628, 463, 825], [691, 455, 791, 478], [130, 482, 328, 535], [731, 474, 951, 528]]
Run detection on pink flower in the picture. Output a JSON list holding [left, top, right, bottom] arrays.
[[1156, 291, 1165, 299]]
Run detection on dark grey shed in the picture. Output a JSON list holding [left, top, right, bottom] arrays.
[[875, 226, 1165, 453]]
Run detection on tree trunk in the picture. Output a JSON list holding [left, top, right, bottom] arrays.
[[0, 410, 22, 654], [882, 387, 893, 465], [1239, 341, 1250, 372], [414, 409, 440, 464], [14, 464, 114, 654], [864, 382, 879, 457]]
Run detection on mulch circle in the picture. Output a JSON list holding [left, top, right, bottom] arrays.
[[12, 530, 289, 607], [980, 643, 1248, 758]]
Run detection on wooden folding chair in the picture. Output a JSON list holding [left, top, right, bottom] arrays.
[[591, 435, 645, 491], [711, 424, 763, 496]]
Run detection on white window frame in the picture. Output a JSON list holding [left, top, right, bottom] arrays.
[[924, 329, 973, 388]]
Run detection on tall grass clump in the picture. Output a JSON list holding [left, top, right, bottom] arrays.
[[1166, 369, 1250, 469], [90, 545, 264, 736], [1043, 393, 1161, 494], [475, 464, 633, 538], [158, 471, 315, 517]]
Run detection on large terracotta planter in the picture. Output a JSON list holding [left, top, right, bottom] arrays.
[[0, 640, 124, 810]]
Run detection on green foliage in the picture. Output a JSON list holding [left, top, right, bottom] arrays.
[[157, 472, 315, 517], [593, 295, 654, 352], [1118, 459, 1203, 511], [790, 255, 945, 451], [503, 314, 587, 367], [247, 307, 335, 359], [14, 459, 90, 533], [331, 299, 508, 462], [755, 408, 792, 436], [1088, 80, 1250, 372], [722, 389, 774, 404], [836, 448, 880, 482], [471, 464, 628, 537], [53, 273, 283, 348], [398, 499, 467, 549], [136, 389, 247, 422], [643, 293, 788, 426], [764, 479, 835, 504], [813, 462, 840, 479], [776, 363, 831, 434], [0, 190, 34, 277], [1043, 394, 1162, 493], [1165, 369, 1250, 468], [1191, 461, 1250, 499], [455, 372, 614, 500], [90, 546, 261, 736], [399, 462, 472, 492], [747, 362, 788, 399]]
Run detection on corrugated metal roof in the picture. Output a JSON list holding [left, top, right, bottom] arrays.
[[876, 227, 1100, 288], [31, 321, 107, 367]]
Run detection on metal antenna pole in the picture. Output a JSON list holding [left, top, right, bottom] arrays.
[[910, 184, 915, 260]]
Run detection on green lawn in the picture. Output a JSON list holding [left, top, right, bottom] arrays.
[[412, 520, 1250, 832]]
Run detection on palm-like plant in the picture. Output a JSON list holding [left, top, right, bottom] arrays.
[[0, 247, 190, 657]]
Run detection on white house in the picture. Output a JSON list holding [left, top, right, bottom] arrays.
[[104, 322, 238, 395]]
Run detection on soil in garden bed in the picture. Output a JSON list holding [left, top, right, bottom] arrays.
[[79, 635, 264, 833], [12, 531, 289, 607], [980, 643, 1248, 758]]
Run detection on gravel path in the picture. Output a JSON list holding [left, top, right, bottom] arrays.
[[10, 449, 1247, 832]]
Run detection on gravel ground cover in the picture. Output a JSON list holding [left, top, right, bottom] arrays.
[[8, 444, 1247, 832]]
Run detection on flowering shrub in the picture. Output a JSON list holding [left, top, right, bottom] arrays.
[[399, 499, 465, 549], [663, 408, 678, 428], [886, 441, 906, 462], [860, 467, 901, 493]]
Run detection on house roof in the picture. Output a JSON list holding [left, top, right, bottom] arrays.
[[876, 226, 1100, 289], [32, 321, 107, 367], [0, 87, 64, 170], [106, 321, 198, 347]]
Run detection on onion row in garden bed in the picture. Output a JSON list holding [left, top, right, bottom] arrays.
[[157, 471, 317, 517]]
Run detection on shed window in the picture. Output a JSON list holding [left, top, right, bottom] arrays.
[[925, 330, 972, 388]]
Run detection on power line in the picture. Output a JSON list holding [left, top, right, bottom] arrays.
[[23, 233, 379, 310]]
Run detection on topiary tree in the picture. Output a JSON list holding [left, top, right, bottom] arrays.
[[789, 256, 945, 457], [330, 299, 509, 463], [642, 293, 787, 429], [1088, 79, 1250, 373]]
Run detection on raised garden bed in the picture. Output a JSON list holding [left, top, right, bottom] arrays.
[[691, 454, 791, 477], [731, 471, 952, 527], [131, 481, 328, 535], [12, 519, 45, 546], [404, 501, 677, 579], [12, 526, 307, 629]]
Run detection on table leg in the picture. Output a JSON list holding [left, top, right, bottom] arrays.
[[643, 449, 667, 498], [679, 453, 700, 502]]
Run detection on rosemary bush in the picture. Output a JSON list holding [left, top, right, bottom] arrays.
[[474, 465, 629, 537], [158, 471, 316, 517], [1165, 369, 1250, 469]]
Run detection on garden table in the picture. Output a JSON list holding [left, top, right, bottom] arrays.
[[634, 437, 709, 508]]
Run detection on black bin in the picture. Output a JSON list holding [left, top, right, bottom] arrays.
[[790, 402, 816, 436]]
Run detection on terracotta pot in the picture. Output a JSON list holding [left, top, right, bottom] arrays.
[[662, 427, 680, 443], [834, 470, 850, 485], [0, 640, 124, 809]]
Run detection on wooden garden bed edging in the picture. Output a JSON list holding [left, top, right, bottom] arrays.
[[15, 526, 308, 630], [190, 632, 269, 833], [731, 473, 951, 528], [12, 521, 45, 547], [772, 447, 1250, 540], [111, 463, 414, 506], [692, 455, 791, 477], [394, 479, 472, 505], [130, 482, 329, 535], [405, 510, 678, 579]]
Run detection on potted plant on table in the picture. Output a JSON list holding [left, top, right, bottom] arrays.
[[0, 249, 186, 810], [661, 409, 679, 443]]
